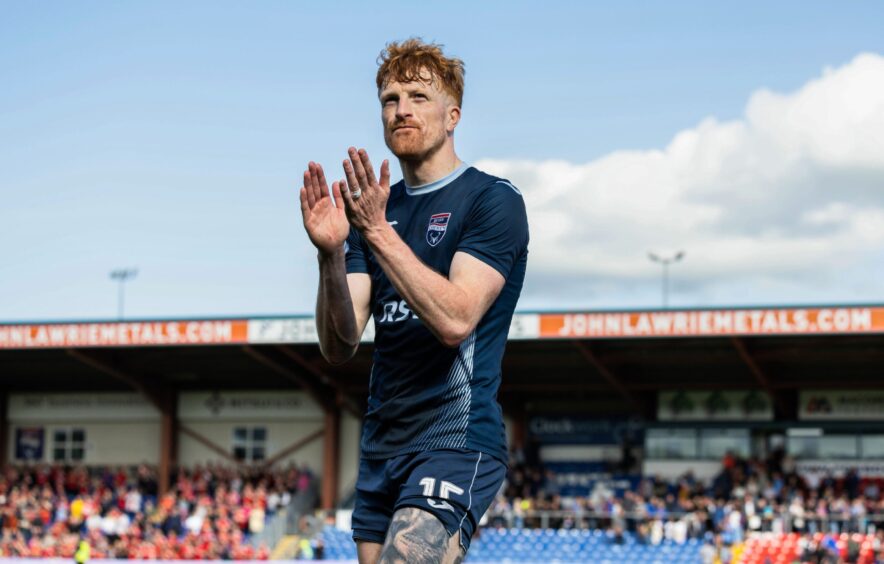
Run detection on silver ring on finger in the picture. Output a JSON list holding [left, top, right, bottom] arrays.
[[351, 189, 362, 200]]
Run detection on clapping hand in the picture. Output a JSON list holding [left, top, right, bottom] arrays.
[[339, 147, 391, 237], [300, 162, 350, 256]]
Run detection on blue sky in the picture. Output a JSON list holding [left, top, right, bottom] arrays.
[[2, 1, 883, 321]]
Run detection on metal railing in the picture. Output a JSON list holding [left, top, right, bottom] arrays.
[[250, 508, 289, 549], [482, 509, 884, 536], [252, 481, 324, 553]]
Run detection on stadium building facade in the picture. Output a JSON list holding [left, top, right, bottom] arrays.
[[1, 304, 883, 509]]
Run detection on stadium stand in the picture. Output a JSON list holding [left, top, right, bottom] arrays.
[[320, 526, 706, 562], [738, 531, 884, 564], [314, 448, 884, 562], [0, 463, 314, 559], [3, 307, 884, 561]]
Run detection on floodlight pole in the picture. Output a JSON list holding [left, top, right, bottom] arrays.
[[109, 268, 138, 320], [648, 251, 684, 309]]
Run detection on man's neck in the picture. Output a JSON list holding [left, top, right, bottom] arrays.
[[400, 147, 462, 187]]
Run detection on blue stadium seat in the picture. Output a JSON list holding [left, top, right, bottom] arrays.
[[319, 525, 703, 562]]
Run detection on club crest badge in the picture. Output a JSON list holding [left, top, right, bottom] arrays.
[[426, 213, 451, 247]]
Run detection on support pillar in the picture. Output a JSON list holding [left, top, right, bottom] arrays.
[[321, 407, 340, 511], [503, 400, 527, 459], [0, 390, 7, 466], [158, 391, 178, 496], [513, 405, 528, 455]]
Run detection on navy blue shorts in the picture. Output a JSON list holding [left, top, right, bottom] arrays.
[[352, 448, 506, 552]]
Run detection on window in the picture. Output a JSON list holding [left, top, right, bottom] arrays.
[[699, 429, 750, 459], [861, 435, 884, 458], [818, 436, 859, 459], [645, 429, 697, 459], [233, 426, 267, 462], [788, 435, 859, 459], [52, 428, 86, 462]]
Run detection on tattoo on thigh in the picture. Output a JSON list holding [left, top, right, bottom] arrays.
[[377, 507, 463, 564]]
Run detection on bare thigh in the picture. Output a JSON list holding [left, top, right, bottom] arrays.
[[357, 540, 383, 564], [376, 507, 464, 564]]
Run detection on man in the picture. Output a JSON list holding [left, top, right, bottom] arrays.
[[300, 38, 528, 563]]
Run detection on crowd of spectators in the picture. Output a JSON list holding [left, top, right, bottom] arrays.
[[8, 452, 884, 561], [0, 463, 314, 559], [489, 449, 884, 548]]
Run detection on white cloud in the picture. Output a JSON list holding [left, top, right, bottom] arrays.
[[477, 53, 884, 307]]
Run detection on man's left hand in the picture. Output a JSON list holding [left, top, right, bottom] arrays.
[[340, 147, 391, 237]]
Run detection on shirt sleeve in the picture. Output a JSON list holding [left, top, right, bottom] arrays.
[[344, 227, 369, 274], [456, 180, 529, 278]]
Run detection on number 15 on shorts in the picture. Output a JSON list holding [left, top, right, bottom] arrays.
[[419, 477, 463, 512]]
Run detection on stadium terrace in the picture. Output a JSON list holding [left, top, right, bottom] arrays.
[[2, 304, 884, 562]]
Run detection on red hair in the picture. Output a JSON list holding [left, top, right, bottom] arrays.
[[376, 38, 465, 106]]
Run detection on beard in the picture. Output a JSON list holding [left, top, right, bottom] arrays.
[[384, 125, 446, 163]]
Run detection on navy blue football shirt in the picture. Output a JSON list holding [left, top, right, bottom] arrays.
[[345, 164, 529, 464]]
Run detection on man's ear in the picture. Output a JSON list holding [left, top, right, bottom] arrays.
[[446, 104, 461, 134]]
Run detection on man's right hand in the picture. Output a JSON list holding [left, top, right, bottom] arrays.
[[300, 162, 350, 256]]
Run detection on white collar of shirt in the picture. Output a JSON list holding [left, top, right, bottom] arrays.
[[405, 163, 469, 196]]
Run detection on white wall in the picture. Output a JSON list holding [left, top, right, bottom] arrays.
[[84, 422, 161, 465], [177, 420, 325, 470], [7, 392, 161, 465], [7, 419, 327, 469], [8, 422, 160, 465], [175, 390, 327, 470], [7, 391, 328, 470]]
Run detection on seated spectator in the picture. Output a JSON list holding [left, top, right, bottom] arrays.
[[0, 462, 313, 560]]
